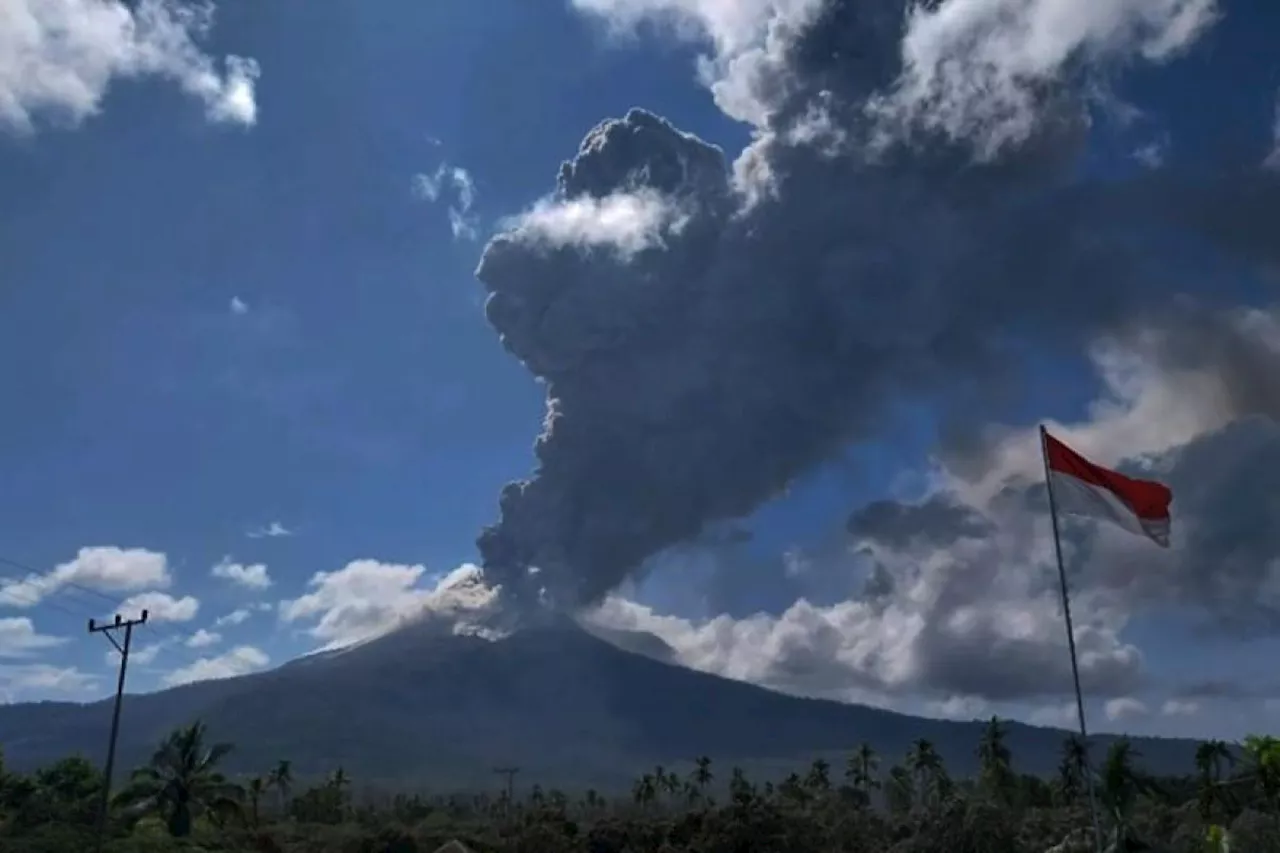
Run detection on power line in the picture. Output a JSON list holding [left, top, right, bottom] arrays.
[[0, 560, 209, 675], [89, 608, 149, 853], [493, 766, 520, 809]]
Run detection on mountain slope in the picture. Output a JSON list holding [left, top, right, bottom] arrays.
[[0, 622, 1202, 790]]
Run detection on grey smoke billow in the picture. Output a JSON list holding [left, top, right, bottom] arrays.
[[473, 0, 1280, 613]]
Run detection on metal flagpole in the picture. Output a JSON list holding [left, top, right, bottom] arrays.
[[1040, 425, 1104, 853]]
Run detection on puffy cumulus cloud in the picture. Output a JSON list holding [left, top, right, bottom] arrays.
[[0, 546, 171, 608], [214, 607, 251, 627], [0, 663, 97, 701], [573, 0, 1218, 156], [1161, 698, 1199, 716], [0, 617, 66, 657], [104, 639, 167, 667], [114, 591, 199, 623], [210, 557, 272, 590], [278, 561, 502, 651], [871, 0, 1219, 157], [413, 163, 479, 241], [500, 188, 693, 258], [162, 645, 268, 687], [186, 628, 220, 648], [0, 0, 260, 134], [585, 538, 1144, 708], [473, 0, 1280, 618], [1105, 696, 1149, 721]]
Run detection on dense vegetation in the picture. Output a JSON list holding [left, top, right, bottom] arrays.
[[3, 719, 1278, 853]]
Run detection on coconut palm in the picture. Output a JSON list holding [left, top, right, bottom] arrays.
[[112, 720, 243, 838], [1058, 734, 1089, 805], [805, 757, 831, 792], [632, 773, 656, 809], [1098, 738, 1162, 850], [907, 738, 950, 807], [978, 716, 1015, 802], [846, 742, 880, 804], [693, 756, 713, 794], [267, 759, 293, 813], [1195, 740, 1234, 820], [1241, 734, 1280, 810], [245, 776, 267, 828]]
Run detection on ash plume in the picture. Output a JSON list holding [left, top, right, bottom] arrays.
[[473, 0, 1280, 615]]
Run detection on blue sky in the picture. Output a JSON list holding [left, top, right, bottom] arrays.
[[3, 0, 1280, 742]]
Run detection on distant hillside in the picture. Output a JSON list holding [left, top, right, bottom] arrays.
[[0, 621, 1204, 791]]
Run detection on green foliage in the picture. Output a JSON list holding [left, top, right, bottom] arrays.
[[5, 722, 1280, 852]]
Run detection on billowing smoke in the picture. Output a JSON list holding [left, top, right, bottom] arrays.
[[473, 0, 1279, 614]]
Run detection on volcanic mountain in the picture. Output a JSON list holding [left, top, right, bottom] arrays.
[[0, 620, 1201, 790]]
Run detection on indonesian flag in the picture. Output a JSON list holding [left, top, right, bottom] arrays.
[[1043, 429, 1173, 547]]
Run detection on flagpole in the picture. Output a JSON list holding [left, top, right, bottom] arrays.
[[1040, 424, 1104, 853]]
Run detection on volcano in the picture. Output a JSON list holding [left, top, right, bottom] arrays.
[[0, 620, 1201, 790]]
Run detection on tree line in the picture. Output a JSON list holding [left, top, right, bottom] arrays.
[[2, 718, 1279, 852]]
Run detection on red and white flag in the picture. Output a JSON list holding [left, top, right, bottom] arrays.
[[1043, 430, 1173, 547]]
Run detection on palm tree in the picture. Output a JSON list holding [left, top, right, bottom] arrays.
[[884, 764, 914, 815], [846, 742, 879, 805], [1099, 738, 1162, 849], [1195, 740, 1234, 820], [267, 759, 293, 814], [978, 716, 1015, 802], [1242, 734, 1280, 810], [113, 720, 243, 837], [805, 757, 831, 793], [907, 738, 950, 807], [632, 773, 656, 809], [245, 776, 267, 828], [1058, 734, 1089, 805], [693, 756, 713, 794]]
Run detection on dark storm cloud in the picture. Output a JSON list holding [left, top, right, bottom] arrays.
[[472, 0, 1280, 613], [848, 496, 992, 550]]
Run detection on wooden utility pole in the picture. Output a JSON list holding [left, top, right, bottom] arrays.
[[89, 609, 148, 853], [493, 766, 520, 808]]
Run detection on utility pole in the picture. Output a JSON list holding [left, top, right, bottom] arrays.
[[89, 609, 148, 853], [493, 766, 520, 810]]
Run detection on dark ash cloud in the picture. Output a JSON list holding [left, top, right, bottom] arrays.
[[472, 0, 1280, 615], [848, 496, 992, 550]]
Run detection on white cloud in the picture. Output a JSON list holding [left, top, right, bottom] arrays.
[[1029, 701, 1079, 728], [214, 607, 251, 627], [279, 561, 500, 650], [1105, 696, 1149, 720], [246, 521, 292, 539], [0, 546, 171, 608], [503, 189, 690, 257], [210, 557, 271, 590], [114, 591, 199, 623], [928, 694, 990, 721], [873, 0, 1220, 157], [161, 645, 268, 686], [571, 0, 825, 126], [0, 0, 260, 134], [103, 640, 165, 667], [186, 628, 221, 648], [230, 296, 249, 315], [1161, 698, 1199, 716], [0, 617, 66, 657], [0, 663, 98, 701], [412, 163, 479, 241], [571, 0, 1220, 156]]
